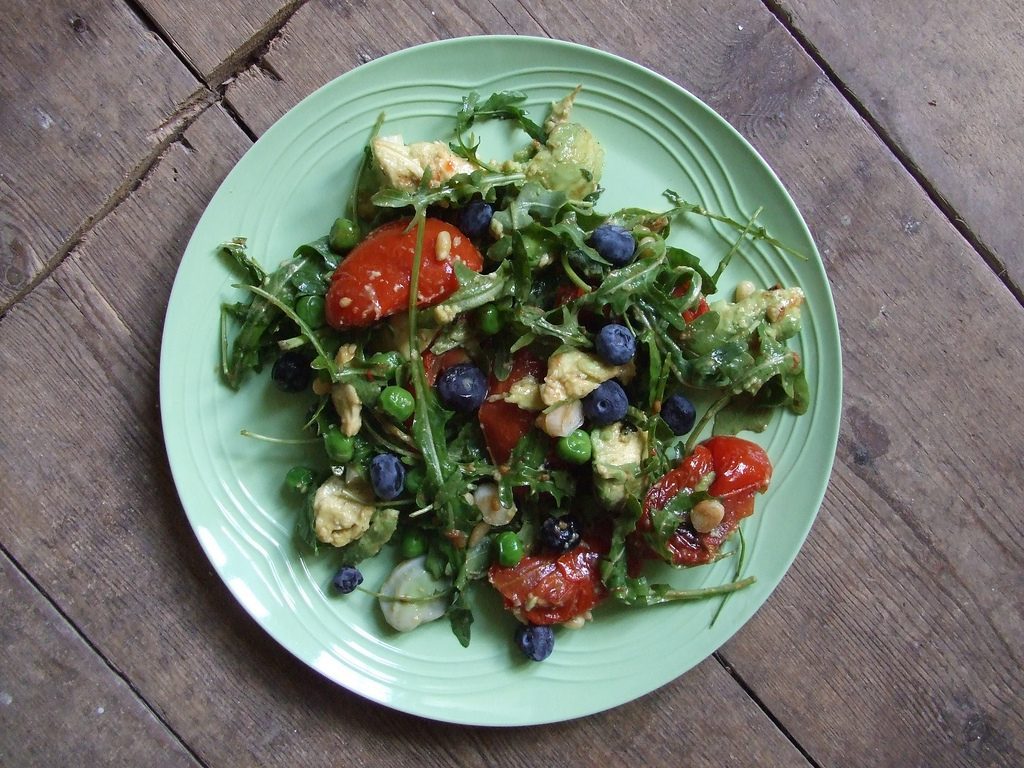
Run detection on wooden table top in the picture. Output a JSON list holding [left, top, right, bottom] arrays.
[[2, 1, 1022, 766]]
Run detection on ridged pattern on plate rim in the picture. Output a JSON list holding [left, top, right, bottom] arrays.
[[160, 35, 841, 726]]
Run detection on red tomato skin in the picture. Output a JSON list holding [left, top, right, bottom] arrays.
[[682, 296, 709, 323], [703, 435, 772, 499], [674, 281, 710, 323], [488, 545, 605, 625], [325, 218, 483, 329], [477, 351, 546, 466], [635, 437, 771, 567]]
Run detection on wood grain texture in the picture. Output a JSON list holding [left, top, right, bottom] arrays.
[[0, 551, 199, 768], [223, 0, 1024, 764], [223, 0, 546, 136], [0, 0, 198, 312], [0, 102, 809, 767], [773, 0, 1024, 294], [133, 0, 301, 81]]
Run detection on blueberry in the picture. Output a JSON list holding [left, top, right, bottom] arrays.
[[515, 624, 555, 661], [540, 514, 581, 553], [588, 224, 636, 267], [458, 200, 494, 238], [370, 453, 406, 500], [271, 350, 312, 393], [583, 380, 628, 426], [332, 565, 363, 594], [661, 394, 697, 435], [436, 363, 487, 413], [595, 324, 636, 365]]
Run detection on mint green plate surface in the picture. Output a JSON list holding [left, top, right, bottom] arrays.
[[160, 36, 841, 726]]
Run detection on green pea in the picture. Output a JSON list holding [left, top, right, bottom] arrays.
[[493, 531, 524, 567], [404, 466, 425, 494], [557, 429, 593, 464], [400, 529, 427, 559], [284, 466, 316, 494], [379, 385, 415, 421], [477, 303, 502, 336], [328, 217, 360, 253], [323, 426, 355, 463], [294, 295, 325, 328]]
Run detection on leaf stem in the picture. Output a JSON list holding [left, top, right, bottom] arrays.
[[239, 430, 320, 445], [560, 251, 591, 292], [239, 283, 339, 380], [684, 393, 732, 456], [711, 526, 747, 627], [660, 574, 755, 601]]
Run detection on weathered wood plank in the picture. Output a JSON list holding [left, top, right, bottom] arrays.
[[221, 1, 1024, 764], [0, 551, 200, 768], [0, 0, 198, 312], [223, 0, 545, 135], [773, 0, 1024, 295], [132, 0, 300, 82], [0, 101, 810, 766]]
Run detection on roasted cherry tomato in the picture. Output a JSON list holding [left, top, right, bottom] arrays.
[[634, 436, 771, 567], [325, 218, 483, 329], [488, 544, 605, 625], [477, 350, 545, 465], [702, 435, 772, 499]]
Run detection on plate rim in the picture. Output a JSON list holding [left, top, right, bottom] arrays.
[[159, 34, 842, 726]]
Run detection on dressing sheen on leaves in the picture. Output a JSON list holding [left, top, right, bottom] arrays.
[[215, 87, 809, 656]]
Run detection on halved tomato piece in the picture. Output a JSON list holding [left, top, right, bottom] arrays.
[[488, 545, 605, 625], [477, 350, 546, 466], [325, 218, 483, 329]]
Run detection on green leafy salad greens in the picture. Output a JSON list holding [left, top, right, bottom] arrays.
[[216, 88, 809, 655]]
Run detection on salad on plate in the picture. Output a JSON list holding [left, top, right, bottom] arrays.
[[216, 88, 808, 661]]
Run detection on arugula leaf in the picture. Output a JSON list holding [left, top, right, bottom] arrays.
[[223, 254, 313, 389], [663, 189, 809, 262], [432, 260, 515, 316], [713, 396, 774, 435], [295, 485, 320, 555], [448, 600, 474, 648], [498, 430, 575, 509], [336, 507, 399, 566], [455, 90, 545, 142], [371, 169, 526, 223], [447, 420, 490, 466], [217, 238, 266, 285], [490, 181, 569, 232], [512, 304, 590, 349], [292, 236, 340, 272], [351, 112, 386, 226], [615, 575, 756, 607], [448, 132, 496, 172]]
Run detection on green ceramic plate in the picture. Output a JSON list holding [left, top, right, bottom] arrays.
[[161, 36, 841, 725]]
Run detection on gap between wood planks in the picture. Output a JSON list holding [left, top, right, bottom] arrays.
[[0, 537, 212, 768], [0, 0, 306, 321], [714, 652, 825, 768], [759, 0, 1024, 309]]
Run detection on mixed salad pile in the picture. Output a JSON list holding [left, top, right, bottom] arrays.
[[217, 89, 809, 661]]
